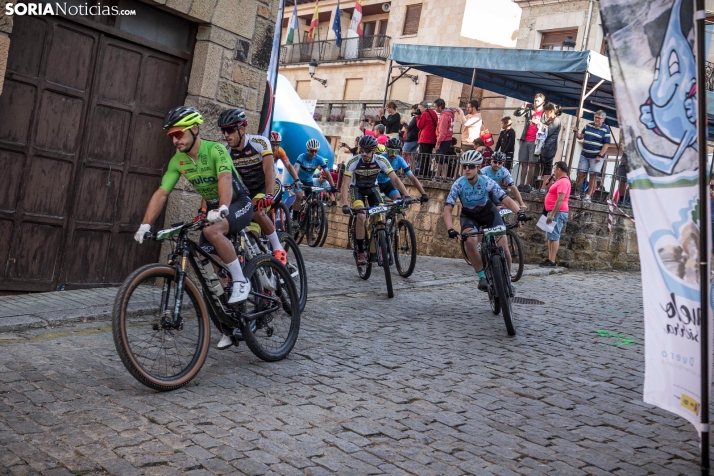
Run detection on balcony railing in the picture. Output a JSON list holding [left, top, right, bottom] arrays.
[[280, 35, 391, 65]]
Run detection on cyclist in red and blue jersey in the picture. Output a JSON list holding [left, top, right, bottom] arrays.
[[377, 137, 429, 202], [443, 150, 525, 292]]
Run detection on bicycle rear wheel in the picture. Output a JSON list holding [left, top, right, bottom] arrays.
[[378, 230, 394, 298], [240, 256, 300, 362], [491, 254, 515, 336], [394, 219, 417, 277], [507, 229, 524, 282], [112, 264, 210, 391], [279, 232, 307, 313], [274, 202, 292, 236]]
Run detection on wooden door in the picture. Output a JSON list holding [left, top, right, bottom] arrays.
[[0, 15, 191, 291]]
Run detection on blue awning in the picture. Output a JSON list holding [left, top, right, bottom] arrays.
[[390, 44, 618, 126]]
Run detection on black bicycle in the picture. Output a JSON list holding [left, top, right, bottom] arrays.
[[112, 217, 300, 391], [287, 185, 328, 247], [461, 224, 517, 336], [461, 208, 524, 282]]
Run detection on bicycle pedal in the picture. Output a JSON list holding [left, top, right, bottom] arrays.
[[231, 328, 244, 343]]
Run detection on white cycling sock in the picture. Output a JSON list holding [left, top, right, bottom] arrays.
[[226, 258, 246, 282], [267, 231, 284, 251]]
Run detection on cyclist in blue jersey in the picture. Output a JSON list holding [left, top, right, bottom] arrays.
[[292, 138, 337, 219], [377, 137, 429, 202], [480, 151, 527, 209], [443, 150, 526, 291]]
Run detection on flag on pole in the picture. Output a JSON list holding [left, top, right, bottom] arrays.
[[600, 0, 712, 435], [259, 0, 285, 138], [349, 0, 363, 36], [332, 0, 342, 47], [286, 2, 298, 45], [308, 1, 319, 42]]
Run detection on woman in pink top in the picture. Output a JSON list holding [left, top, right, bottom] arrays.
[[540, 161, 571, 268]]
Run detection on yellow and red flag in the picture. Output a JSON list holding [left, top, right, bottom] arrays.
[[349, 0, 363, 36], [308, 1, 320, 42]]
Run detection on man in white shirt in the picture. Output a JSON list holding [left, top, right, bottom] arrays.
[[456, 100, 482, 151]]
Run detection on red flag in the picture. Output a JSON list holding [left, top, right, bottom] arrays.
[[308, 1, 319, 42], [349, 0, 363, 37]]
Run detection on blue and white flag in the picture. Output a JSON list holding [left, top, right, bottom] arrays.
[[259, 0, 285, 137], [600, 0, 712, 434], [332, 0, 342, 47]]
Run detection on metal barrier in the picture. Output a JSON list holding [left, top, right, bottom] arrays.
[[398, 152, 631, 206]]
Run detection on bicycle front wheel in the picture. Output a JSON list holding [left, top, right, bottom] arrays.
[[491, 254, 515, 336], [306, 202, 323, 247], [347, 214, 355, 250], [394, 219, 417, 277], [112, 264, 211, 391], [460, 239, 472, 266], [378, 230, 394, 298], [240, 256, 301, 362], [318, 203, 329, 247], [279, 232, 307, 313], [507, 229, 524, 282], [274, 202, 293, 236]]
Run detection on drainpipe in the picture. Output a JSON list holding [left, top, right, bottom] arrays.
[[561, 0, 595, 165]]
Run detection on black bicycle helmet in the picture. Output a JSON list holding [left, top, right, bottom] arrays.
[[386, 137, 402, 150], [163, 106, 203, 130], [217, 108, 248, 127], [358, 135, 378, 150]]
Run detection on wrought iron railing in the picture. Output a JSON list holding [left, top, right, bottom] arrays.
[[707, 61, 714, 92], [280, 35, 391, 64]]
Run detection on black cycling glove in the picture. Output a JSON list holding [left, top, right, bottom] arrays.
[[421, 194, 429, 203], [448, 228, 459, 239], [517, 210, 528, 222], [342, 205, 351, 215]]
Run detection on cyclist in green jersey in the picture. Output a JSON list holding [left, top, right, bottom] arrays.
[[134, 106, 254, 349]]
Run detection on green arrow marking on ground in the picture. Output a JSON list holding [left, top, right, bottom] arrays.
[[595, 329, 638, 346]]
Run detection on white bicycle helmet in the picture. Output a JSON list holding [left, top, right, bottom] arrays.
[[460, 149, 484, 166], [306, 138, 321, 151], [270, 131, 282, 142]]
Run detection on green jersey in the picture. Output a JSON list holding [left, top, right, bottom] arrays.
[[160, 139, 239, 202]]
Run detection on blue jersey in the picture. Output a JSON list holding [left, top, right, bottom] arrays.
[[446, 175, 506, 211], [295, 153, 328, 183], [481, 166, 514, 188], [377, 155, 412, 184]]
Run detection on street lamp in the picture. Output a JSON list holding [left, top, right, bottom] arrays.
[[561, 36, 576, 51], [309, 59, 327, 87]]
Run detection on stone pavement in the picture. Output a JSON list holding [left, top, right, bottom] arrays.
[[0, 247, 704, 475]]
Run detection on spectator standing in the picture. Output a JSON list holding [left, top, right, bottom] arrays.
[[473, 137, 493, 160], [514, 93, 546, 187], [494, 116, 516, 170], [340, 137, 359, 156], [456, 100, 482, 151], [615, 152, 629, 205], [416, 101, 438, 154], [403, 105, 420, 153], [434, 98, 456, 181], [361, 121, 389, 145], [540, 161, 571, 267], [537, 103, 563, 192], [573, 110, 611, 202], [378, 102, 402, 136]]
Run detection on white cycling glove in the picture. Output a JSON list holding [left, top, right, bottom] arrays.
[[207, 205, 229, 224], [134, 224, 151, 244]]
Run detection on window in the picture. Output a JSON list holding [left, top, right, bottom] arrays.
[[540, 29, 578, 50], [458, 83, 483, 108], [390, 77, 412, 102], [343, 79, 364, 100], [403, 4, 422, 35], [423, 75, 443, 102], [362, 21, 376, 48], [600, 36, 609, 58], [376, 20, 388, 47], [296, 80, 311, 99]]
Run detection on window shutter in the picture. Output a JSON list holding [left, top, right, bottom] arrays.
[[540, 29, 578, 50], [296, 81, 311, 99], [402, 4, 422, 35], [423, 75, 443, 102], [343, 79, 364, 100], [390, 77, 411, 102]]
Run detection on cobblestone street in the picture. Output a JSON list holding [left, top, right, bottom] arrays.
[[0, 247, 703, 475]]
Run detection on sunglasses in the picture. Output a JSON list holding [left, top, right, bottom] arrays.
[[220, 126, 239, 135], [359, 148, 375, 154], [308, 149, 318, 153], [492, 160, 504, 165], [462, 164, 477, 170], [387, 148, 400, 154], [167, 126, 192, 140]]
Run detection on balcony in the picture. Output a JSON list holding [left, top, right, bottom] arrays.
[[280, 35, 391, 65]]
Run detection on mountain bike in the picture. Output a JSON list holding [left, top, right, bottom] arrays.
[[286, 185, 328, 247], [385, 198, 420, 277], [461, 208, 524, 282], [460, 225, 517, 335], [112, 217, 300, 391]]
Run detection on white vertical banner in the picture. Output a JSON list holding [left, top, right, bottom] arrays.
[[600, 0, 712, 432]]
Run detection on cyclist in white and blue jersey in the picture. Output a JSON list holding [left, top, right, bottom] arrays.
[[480, 151, 526, 209], [376, 138, 429, 202], [293, 138, 337, 219], [443, 150, 526, 292]]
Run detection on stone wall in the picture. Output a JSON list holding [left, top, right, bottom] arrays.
[[322, 180, 639, 271]]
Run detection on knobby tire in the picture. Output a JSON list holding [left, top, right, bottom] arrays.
[[378, 230, 394, 298], [491, 254, 515, 336], [394, 219, 417, 277]]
